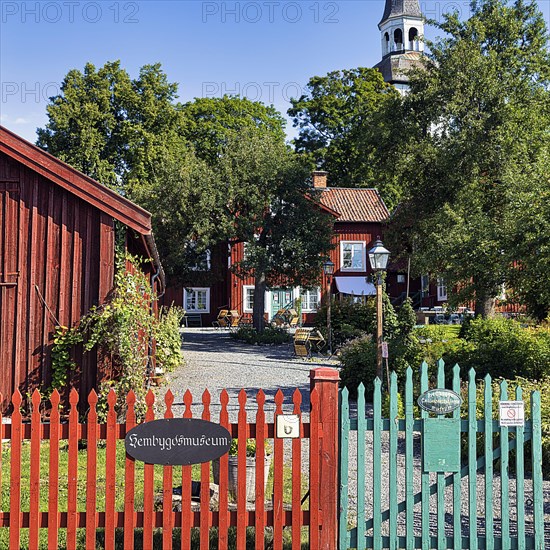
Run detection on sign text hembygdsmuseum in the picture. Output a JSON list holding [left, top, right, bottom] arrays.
[[125, 418, 232, 465]]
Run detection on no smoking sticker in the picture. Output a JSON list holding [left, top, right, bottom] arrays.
[[499, 401, 525, 427]]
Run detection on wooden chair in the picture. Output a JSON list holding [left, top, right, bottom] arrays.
[[212, 309, 230, 329], [271, 309, 287, 327], [309, 329, 326, 352], [293, 328, 311, 358], [183, 313, 202, 327], [287, 309, 300, 328], [228, 310, 242, 327]]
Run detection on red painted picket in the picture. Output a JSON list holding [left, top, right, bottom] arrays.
[[0, 368, 340, 549]]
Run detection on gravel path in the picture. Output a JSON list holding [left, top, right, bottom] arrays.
[[160, 328, 550, 544], [163, 327, 338, 420]]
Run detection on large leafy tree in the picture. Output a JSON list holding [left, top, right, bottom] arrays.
[[37, 64, 333, 330], [36, 60, 182, 196], [214, 129, 334, 332], [180, 96, 286, 164], [390, 0, 550, 317], [288, 68, 402, 208]]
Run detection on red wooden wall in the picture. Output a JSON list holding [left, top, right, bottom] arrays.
[[0, 151, 115, 407]]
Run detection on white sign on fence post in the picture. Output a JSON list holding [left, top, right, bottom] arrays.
[[499, 400, 525, 427]]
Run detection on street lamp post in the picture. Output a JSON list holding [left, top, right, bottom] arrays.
[[368, 239, 390, 381], [323, 258, 335, 356]]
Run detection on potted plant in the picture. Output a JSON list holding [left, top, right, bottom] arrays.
[[213, 438, 272, 501]]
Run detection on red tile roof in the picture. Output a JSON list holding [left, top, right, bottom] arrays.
[[318, 187, 390, 223]]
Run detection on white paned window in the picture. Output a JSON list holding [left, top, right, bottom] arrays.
[[397, 274, 406, 284], [243, 286, 255, 312], [184, 288, 210, 312], [341, 242, 365, 271], [300, 288, 320, 312], [437, 278, 447, 302]]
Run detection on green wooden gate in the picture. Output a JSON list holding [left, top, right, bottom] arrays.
[[339, 361, 546, 549]]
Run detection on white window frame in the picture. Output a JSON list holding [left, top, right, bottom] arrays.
[[340, 241, 366, 272], [185, 241, 211, 272], [300, 288, 321, 312], [183, 287, 210, 313], [436, 278, 447, 302], [243, 285, 255, 313], [397, 274, 406, 284]]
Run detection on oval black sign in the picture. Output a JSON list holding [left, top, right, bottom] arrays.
[[125, 418, 232, 465], [417, 389, 462, 415]]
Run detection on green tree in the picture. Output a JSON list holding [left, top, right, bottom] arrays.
[[389, 0, 550, 317], [180, 96, 286, 164], [36, 60, 182, 196], [214, 129, 334, 332], [288, 68, 402, 208]]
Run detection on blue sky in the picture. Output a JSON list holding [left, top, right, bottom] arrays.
[[1, 0, 549, 142]]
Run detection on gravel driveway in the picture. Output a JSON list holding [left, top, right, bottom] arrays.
[[163, 327, 338, 420], [161, 328, 550, 544]]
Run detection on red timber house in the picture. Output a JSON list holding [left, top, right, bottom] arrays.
[[0, 126, 164, 409], [163, 171, 401, 326]]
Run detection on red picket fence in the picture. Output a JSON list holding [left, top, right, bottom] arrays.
[[0, 368, 340, 550]]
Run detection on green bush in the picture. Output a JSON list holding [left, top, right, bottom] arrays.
[[230, 326, 291, 345], [339, 299, 422, 398], [339, 335, 378, 399], [314, 298, 375, 349], [415, 318, 550, 382], [382, 390, 405, 418], [155, 306, 185, 374], [455, 317, 550, 380]]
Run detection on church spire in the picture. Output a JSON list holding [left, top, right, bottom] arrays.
[[379, 0, 423, 27], [373, 0, 425, 93]]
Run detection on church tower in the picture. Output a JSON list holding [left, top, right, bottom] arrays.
[[373, 0, 425, 93]]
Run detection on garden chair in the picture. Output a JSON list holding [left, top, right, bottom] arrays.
[[309, 329, 326, 352], [293, 328, 311, 358], [228, 310, 242, 328], [287, 309, 300, 328], [212, 309, 230, 329], [271, 309, 287, 327]]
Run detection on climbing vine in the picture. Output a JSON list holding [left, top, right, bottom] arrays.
[[51, 253, 183, 420]]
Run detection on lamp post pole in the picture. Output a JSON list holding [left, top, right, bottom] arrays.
[[375, 270, 383, 381], [323, 259, 335, 357], [368, 239, 390, 382]]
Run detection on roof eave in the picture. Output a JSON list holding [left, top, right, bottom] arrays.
[[0, 125, 152, 235]]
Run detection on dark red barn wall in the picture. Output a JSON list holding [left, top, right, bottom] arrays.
[[0, 151, 115, 408]]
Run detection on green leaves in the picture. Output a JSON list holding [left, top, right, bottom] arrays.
[[288, 67, 402, 208], [390, 0, 550, 316]]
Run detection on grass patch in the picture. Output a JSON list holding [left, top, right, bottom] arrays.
[[0, 440, 310, 548]]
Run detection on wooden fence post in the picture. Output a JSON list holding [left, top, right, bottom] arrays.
[[310, 367, 340, 550]]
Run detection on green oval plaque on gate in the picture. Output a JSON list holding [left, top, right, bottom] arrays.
[[417, 389, 462, 415]]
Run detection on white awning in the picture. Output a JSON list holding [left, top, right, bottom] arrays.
[[334, 277, 376, 296]]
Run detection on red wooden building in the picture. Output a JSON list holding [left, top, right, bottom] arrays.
[[0, 126, 164, 407], [163, 171, 395, 326]]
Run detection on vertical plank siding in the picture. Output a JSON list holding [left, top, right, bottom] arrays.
[[0, 385, 323, 549], [340, 361, 547, 549], [0, 152, 118, 407]]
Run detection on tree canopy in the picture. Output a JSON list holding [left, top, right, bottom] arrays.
[[37, 62, 334, 330], [36, 61, 182, 196], [389, 0, 550, 317], [288, 67, 402, 208]]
